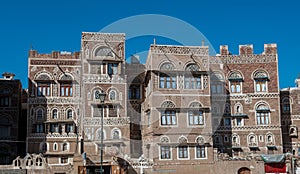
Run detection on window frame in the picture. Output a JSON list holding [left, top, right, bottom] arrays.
[[161, 110, 177, 126], [177, 146, 189, 160], [188, 110, 204, 126], [195, 145, 207, 159], [60, 82, 73, 97], [160, 146, 172, 160], [159, 73, 177, 89]]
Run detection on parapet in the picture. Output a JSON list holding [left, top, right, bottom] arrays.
[[28, 50, 80, 59], [219, 43, 277, 55]]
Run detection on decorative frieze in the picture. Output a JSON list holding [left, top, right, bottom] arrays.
[[28, 97, 80, 104], [30, 60, 80, 66], [210, 55, 277, 64], [82, 74, 125, 83], [216, 125, 281, 131], [83, 117, 130, 126], [151, 45, 209, 55], [82, 32, 125, 42]]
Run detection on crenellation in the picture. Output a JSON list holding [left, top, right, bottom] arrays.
[[28, 50, 80, 59], [239, 44, 253, 55]]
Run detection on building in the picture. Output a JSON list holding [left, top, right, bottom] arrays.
[[79, 32, 132, 174], [2, 31, 298, 173], [27, 50, 81, 173], [211, 44, 282, 155], [141, 44, 214, 173], [0, 72, 25, 165]]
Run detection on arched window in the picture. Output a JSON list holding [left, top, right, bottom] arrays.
[[160, 63, 175, 71], [196, 136, 205, 145], [228, 71, 243, 93], [160, 136, 170, 143], [53, 143, 58, 151], [36, 109, 44, 120], [211, 72, 224, 94], [14, 159, 21, 167], [253, 70, 268, 92], [112, 129, 120, 140], [35, 157, 43, 166], [184, 63, 201, 89], [67, 109, 73, 119], [195, 135, 207, 158], [282, 98, 291, 113], [95, 47, 114, 57], [256, 103, 270, 125], [96, 129, 105, 140], [178, 136, 188, 159], [161, 101, 177, 126], [109, 90, 117, 101], [26, 158, 33, 166], [248, 134, 257, 147], [52, 109, 58, 119], [159, 63, 176, 89]]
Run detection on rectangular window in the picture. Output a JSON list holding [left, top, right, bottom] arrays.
[[51, 124, 59, 133], [66, 124, 74, 133], [184, 75, 201, 89], [196, 146, 206, 158], [283, 104, 290, 113], [256, 112, 269, 125], [230, 81, 241, 93], [224, 118, 231, 126], [36, 124, 44, 133], [188, 111, 204, 125], [60, 83, 73, 97], [37, 82, 51, 96], [161, 110, 177, 126], [160, 146, 171, 159], [159, 74, 177, 89], [256, 80, 267, 92], [236, 118, 243, 126], [92, 106, 101, 117], [108, 63, 118, 75], [61, 157, 68, 164], [0, 127, 10, 137], [129, 85, 140, 99], [178, 146, 188, 159], [211, 83, 223, 94], [0, 97, 9, 107], [109, 105, 118, 117]]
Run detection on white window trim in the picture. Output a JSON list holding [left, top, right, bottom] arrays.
[[159, 146, 172, 161], [177, 146, 190, 160], [195, 146, 207, 160], [229, 81, 242, 94], [160, 111, 178, 127], [186, 111, 206, 127]]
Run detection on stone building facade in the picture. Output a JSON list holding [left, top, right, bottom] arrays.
[[0, 73, 25, 165], [27, 50, 81, 173], [141, 44, 214, 173], [2, 31, 298, 173], [210, 44, 282, 156], [281, 77, 300, 155], [80, 32, 132, 174]]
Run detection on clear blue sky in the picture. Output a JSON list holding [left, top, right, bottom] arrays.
[[0, 0, 299, 88]]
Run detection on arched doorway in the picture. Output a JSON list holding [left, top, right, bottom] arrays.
[[238, 167, 251, 174]]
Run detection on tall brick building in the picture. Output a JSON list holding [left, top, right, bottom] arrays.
[[0, 73, 24, 165], [27, 50, 81, 173], [3, 32, 300, 174]]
